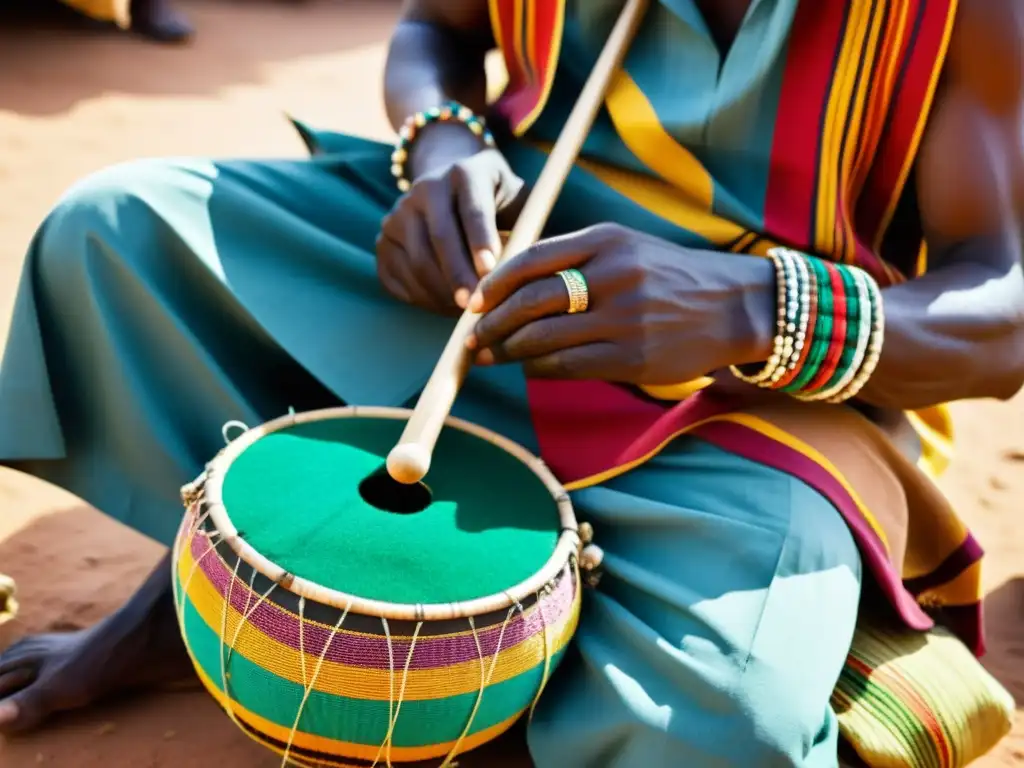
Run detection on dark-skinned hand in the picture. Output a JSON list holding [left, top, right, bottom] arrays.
[[466, 223, 776, 383], [376, 146, 526, 315]]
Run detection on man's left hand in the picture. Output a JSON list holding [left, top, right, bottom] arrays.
[[466, 223, 775, 383]]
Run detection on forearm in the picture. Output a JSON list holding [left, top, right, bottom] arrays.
[[383, 19, 492, 179], [719, 242, 1024, 409], [858, 247, 1024, 409]]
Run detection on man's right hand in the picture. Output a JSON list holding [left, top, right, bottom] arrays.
[[376, 146, 526, 315]]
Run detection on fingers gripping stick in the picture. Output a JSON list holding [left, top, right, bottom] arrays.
[[386, 0, 650, 484]]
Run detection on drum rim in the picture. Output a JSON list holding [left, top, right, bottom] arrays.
[[197, 405, 580, 622]]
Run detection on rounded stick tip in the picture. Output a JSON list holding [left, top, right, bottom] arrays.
[[386, 444, 431, 485]]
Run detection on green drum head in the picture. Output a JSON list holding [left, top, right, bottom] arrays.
[[220, 415, 562, 605]]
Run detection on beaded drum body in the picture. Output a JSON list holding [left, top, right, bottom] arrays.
[[171, 407, 591, 767]]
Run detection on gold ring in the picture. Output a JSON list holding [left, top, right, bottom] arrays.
[[557, 268, 590, 314]]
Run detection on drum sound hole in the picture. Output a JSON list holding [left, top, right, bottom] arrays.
[[359, 470, 432, 514]]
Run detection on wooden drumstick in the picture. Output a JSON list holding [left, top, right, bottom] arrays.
[[387, 0, 649, 484]]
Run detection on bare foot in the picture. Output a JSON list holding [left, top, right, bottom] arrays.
[[0, 554, 192, 734]]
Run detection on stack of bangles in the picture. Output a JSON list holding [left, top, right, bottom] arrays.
[[391, 100, 496, 192], [729, 247, 885, 404]]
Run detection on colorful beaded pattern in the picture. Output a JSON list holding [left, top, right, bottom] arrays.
[[392, 101, 496, 192], [730, 247, 885, 404]]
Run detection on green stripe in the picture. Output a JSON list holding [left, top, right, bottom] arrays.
[[820, 264, 863, 391], [785, 257, 834, 394], [179, 591, 564, 748], [835, 667, 942, 768]]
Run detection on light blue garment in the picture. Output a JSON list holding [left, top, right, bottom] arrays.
[[526, 0, 800, 231], [0, 134, 859, 766]]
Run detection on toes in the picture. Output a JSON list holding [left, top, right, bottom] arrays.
[[0, 699, 17, 729], [0, 639, 41, 675], [0, 688, 48, 735], [0, 668, 36, 697]]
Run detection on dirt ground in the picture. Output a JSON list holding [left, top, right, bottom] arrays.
[[0, 1, 1020, 766]]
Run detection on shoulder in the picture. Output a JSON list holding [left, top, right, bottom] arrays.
[[943, 0, 1024, 111], [915, 0, 1024, 249]]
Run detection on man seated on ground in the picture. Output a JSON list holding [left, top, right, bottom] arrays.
[[0, 0, 1021, 765]]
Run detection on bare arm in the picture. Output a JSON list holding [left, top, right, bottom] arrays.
[[857, 0, 1024, 409], [383, 0, 495, 179]]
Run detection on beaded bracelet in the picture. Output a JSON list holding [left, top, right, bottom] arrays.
[[799, 267, 869, 401], [810, 268, 872, 401], [729, 248, 797, 385], [827, 270, 885, 403], [830, 265, 864, 389], [773, 256, 818, 389], [769, 253, 812, 386], [795, 262, 860, 399], [806, 262, 851, 391], [391, 101, 496, 192], [783, 256, 833, 394], [730, 247, 885, 404]]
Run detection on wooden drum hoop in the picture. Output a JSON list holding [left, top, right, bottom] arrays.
[[190, 405, 582, 622]]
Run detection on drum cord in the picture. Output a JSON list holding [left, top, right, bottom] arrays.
[[283, 596, 354, 768], [371, 617, 424, 768], [172, 494, 573, 768], [439, 606, 518, 767]]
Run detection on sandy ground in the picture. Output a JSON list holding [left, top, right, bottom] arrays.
[[0, 1, 1020, 765]]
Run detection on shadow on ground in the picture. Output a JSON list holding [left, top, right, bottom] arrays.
[[0, 0, 399, 117], [0, 505, 532, 767], [983, 577, 1024, 705]]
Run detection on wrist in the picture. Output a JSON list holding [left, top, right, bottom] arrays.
[[730, 255, 778, 366], [407, 121, 490, 180], [726, 248, 886, 403]]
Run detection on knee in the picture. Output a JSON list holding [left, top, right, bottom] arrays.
[[33, 158, 210, 279], [723, 683, 837, 766]]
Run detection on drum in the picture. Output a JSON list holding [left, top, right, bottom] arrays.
[[172, 406, 597, 767]]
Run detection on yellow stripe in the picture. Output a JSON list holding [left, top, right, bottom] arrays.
[[813, 6, 850, 254], [516, 0, 567, 133], [562, 413, 757, 491], [718, 413, 890, 548], [731, 232, 758, 254], [841, 0, 888, 191], [914, 240, 928, 276], [906, 405, 954, 479], [872, 0, 960, 252], [564, 412, 890, 553], [527, 138, 748, 243], [918, 559, 983, 606], [837, 0, 888, 262], [818, 0, 871, 256], [572, 155, 745, 243], [851, 0, 911, 199], [526, 2, 537, 89], [177, 546, 579, 702], [511, 0, 529, 95], [836, 1, 875, 260], [189, 661, 525, 763], [604, 70, 715, 209], [747, 238, 781, 257], [488, 0, 506, 66], [639, 378, 715, 402], [817, 0, 872, 258]]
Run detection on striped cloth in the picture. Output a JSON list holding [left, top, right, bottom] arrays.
[[60, 0, 130, 27], [834, 621, 1015, 768]]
